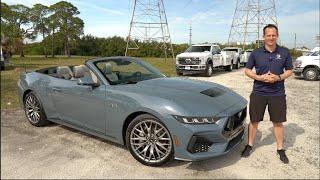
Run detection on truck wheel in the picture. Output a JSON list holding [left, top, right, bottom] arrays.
[[205, 63, 213, 77], [303, 68, 319, 81], [225, 61, 233, 72], [233, 59, 240, 69]]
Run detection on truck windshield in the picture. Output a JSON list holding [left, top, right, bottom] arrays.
[[186, 46, 211, 52], [223, 49, 238, 52]]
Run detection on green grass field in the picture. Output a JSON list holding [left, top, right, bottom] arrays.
[[0, 56, 176, 109]]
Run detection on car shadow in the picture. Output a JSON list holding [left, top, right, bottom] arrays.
[[170, 123, 304, 170], [59, 125, 127, 150]]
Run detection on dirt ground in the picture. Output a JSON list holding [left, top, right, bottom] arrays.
[[1, 68, 319, 179]]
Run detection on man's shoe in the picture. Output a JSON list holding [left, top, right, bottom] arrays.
[[277, 149, 289, 164], [241, 145, 253, 157]]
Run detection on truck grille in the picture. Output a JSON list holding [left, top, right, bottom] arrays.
[[178, 58, 201, 65]]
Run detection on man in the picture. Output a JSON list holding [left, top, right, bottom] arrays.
[[241, 24, 293, 164]]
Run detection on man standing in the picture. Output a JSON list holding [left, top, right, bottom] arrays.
[[241, 24, 293, 164]]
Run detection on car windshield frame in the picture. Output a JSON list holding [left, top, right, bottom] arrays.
[[186, 46, 211, 53], [93, 58, 166, 85]]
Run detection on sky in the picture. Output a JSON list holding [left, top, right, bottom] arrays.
[[4, 0, 320, 49]]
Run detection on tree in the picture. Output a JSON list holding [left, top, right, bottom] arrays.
[[1, 3, 34, 57], [30, 4, 50, 58], [50, 1, 84, 57]]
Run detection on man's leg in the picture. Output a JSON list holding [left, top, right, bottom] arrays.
[[241, 93, 266, 157], [269, 95, 289, 164], [248, 122, 260, 146], [273, 122, 284, 150]]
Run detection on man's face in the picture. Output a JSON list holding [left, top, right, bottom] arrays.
[[263, 27, 278, 46]]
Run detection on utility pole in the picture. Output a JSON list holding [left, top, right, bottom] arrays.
[[189, 24, 192, 46], [125, 0, 174, 60], [294, 33, 297, 56]]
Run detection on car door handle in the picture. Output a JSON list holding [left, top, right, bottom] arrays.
[[52, 87, 62, 92]]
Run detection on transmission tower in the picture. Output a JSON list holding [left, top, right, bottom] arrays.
[[125, 0, 174, 60], [228, 0, 278, 48]]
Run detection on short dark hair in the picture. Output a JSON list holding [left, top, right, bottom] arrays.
[[263, 24, 278, 36]]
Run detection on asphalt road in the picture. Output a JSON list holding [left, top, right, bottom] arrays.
[[1, 68, 319, 179]]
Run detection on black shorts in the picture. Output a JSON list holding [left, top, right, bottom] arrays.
[[249, 93, 287, 122]]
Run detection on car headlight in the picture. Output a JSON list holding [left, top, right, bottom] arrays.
[[172, 115, 220, 124], [294, 60, 302, 68]]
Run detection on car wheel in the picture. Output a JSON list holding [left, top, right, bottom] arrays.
[[303, 68, 319, 81], [126, 114, 174, 166], [24, 92, 49, 127], [205, 63, 213, 77]]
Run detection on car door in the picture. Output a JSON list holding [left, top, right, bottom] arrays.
[[50, 78, 107, 134], [212, 46, 221, 67]]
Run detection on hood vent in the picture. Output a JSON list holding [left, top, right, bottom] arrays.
[[200, 87, 225, 97]]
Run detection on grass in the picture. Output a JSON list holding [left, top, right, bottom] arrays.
[[0, 56, 176, 110]]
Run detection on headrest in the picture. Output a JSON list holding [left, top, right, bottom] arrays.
[[103, 63, 113, 74], [57, 66, 73, 79], [73, 65, 89, 78]]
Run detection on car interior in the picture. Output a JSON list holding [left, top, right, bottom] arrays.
[[36, 65, 98, 83]]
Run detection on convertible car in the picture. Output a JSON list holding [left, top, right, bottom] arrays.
[[18, 56, 247, 166]]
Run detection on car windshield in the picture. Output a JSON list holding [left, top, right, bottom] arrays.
[[94, 58, 166, 85], [186, 46, 211, 52]]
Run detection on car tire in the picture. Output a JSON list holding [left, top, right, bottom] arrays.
[[205, 63, 213, 77], [303, 68, 319, 81], [126, 114, 174, 166], [24, 92, 50, 127]]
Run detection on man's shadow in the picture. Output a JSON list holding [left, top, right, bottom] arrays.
[[179, 123, 304, 171], [255, 123, 305, 149]]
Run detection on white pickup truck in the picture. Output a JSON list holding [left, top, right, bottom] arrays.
[[293, 49, 320, 81], [176, 44, 234, 77], [241, 49, 253, 66], [221, 47, 244, 69]]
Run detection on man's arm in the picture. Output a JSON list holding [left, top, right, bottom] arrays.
[[245, 68, 268, 82], [270, 70, 293, 82]]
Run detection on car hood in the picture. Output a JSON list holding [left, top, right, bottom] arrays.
[[112, 77, 246, 116], [177, 52, 210, 58]]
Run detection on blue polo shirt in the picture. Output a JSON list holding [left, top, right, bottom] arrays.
[[246, 44, 293, 96]]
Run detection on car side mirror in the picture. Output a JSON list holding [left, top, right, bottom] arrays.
[[77, 76, 100, 87]]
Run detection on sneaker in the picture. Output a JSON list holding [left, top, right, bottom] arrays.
[[277, 149, 289, 164], [241, 145, 253, 157]]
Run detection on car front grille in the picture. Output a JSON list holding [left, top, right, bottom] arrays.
[[223, 107, 247, 136], [225, 129, 244, 152], [187, 136, 213, 154]]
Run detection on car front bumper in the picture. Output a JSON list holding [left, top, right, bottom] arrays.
[[163, 101, 247, 161], [293, 67, 304, 77]]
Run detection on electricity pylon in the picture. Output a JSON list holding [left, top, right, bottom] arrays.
[[228, 0, 278, 48], [125, 0, 174, 60]]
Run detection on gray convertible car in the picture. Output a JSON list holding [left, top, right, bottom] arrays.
[[18, 57, 247, 166]]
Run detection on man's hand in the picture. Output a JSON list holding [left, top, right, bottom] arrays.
[[256, 71, 280, 83]]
